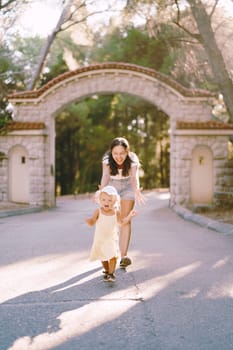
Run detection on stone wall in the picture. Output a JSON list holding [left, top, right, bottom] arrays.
[[0, 129, 48, 206], [214, 158, 233, 207]]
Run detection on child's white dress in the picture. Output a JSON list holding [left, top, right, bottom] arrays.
[[90, 209, 119, 261]]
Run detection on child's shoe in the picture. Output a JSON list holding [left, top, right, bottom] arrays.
[[103, 270, 109, 281], [104, 273, 116, 282]]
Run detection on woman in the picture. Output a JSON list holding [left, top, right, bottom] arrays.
[[99, 137, 145, 268]]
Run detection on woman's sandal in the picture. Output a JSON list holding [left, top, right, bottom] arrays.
[[120, 256, 132, 268]]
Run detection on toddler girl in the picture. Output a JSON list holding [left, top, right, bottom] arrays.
[[86, 185, 137, 282]]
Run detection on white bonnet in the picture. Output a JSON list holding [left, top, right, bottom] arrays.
[[100, 186, 119, 196], [95, 186, 120, 207]]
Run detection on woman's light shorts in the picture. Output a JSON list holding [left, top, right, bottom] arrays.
[[109, 177, 135, 200]]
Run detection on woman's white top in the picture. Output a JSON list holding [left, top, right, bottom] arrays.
[[103, 152, 139, 180]]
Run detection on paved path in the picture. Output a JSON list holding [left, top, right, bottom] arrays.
[[0, 192, 232, 350]]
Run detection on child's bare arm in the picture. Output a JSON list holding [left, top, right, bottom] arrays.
[[117, 209, 138, 226], [86, 209, 99, 226]]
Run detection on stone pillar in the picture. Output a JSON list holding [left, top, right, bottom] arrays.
[[0, 128, 48, 207], [173, 122, 233, 207]]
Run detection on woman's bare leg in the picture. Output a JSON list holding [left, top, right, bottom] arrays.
[[119, 199, 135, 258]]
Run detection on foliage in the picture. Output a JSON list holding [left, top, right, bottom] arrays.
[[0, 42, 26, 128], [123, 0, 233, 119], [39, 31, 87, 87], [10, 35, 45, 87], [91, 26, 179, 73], [55, 97, 114, 194], [0, 35, 46, 128]]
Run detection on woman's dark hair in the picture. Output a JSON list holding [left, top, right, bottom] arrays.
[[105, 137, 132, 176]]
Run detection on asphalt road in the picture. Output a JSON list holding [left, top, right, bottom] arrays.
[[0, 191, 232, 350]]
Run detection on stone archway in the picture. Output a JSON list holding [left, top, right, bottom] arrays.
[[2, 62, 232, 208]]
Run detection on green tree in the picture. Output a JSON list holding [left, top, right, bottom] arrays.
[[124, 0, 233, 121], [92, 26, 179, 73], [0, 42, 25, 128], [55, 97, 114, 195], [0, 35, 46, 129], [10, 35, 46, 88]]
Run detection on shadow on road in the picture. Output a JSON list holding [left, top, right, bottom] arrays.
[[0, 191, 233, 350]]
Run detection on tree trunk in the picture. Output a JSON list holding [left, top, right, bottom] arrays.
[[187, 0, 233, 123], [27, 0, 73, 90]]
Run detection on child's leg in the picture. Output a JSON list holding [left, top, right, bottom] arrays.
[[108, 257, 117, 274], [101, 260, 109, 272]]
